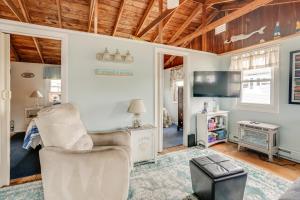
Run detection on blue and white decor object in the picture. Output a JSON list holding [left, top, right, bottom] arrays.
[[0, 147, 290, 200], [23, 120, 41, 150], [94, 68, 133, 77], [274, 21, 281, 38], [96, 48, 134, 63]]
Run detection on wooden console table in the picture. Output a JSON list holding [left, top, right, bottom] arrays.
[[237, 121, 280, 162]]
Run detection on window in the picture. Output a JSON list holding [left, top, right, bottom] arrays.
[[241, 67, 272, 105], [230, 46, 279, 113], [48, 80, 61, 103], [50, 80, 61, 93]]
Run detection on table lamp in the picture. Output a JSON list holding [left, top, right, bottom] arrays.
[[128, 99, 146, 128], [30, 90, 43, 108]]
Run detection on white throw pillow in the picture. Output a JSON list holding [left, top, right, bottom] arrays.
[[35, 103, 93, 151]]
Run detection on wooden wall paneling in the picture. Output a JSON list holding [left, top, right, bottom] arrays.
[[171, 0, 274, 46], [278, 3, 296, 36]]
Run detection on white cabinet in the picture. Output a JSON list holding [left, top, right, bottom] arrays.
[[196, 111, 229, 148], [237, 121, 279, 161], [128, 125, 156, 165]]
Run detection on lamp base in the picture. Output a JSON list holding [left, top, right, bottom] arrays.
[[132, 114, 143, 128]]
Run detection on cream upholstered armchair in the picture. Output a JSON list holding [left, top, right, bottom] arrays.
[[36, 104, 131, 200], [39, 131, 131, 200]]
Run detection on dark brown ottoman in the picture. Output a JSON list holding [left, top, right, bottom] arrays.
[[189, 154, 247, 200]]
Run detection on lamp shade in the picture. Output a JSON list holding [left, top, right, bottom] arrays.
[[128, 99, 146, 114], [30, 90, 43, 98]]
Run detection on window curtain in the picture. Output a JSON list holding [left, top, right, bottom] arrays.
[[43, 66, 61, 79], [230, 46, 279, 70], [170, 66, 184, 102]]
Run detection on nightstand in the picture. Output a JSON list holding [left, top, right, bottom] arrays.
[[127, 124, 157, 165]]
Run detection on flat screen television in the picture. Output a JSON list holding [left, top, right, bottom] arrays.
[[193, 71, 241, 97]]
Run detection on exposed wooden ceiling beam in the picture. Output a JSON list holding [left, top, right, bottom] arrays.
[[158, 0, 163, 43], [87, 0, 96, 32], [152, 0, 189, 42], [168, 3, 203, 44], [5, 0, 45, 63], [135, 0, 156, 36], [56, 0, 62, 28], [206, 0, 235, 6], [201, 3, 207, 51], [2, 0, 25, 21], [171, 0, 273, 46], [112, 0, 126, 36], [137, 8, 177, 38], [11, 44, 20, 62], [94, 0, 98, 33], [164, 42, 190, 66], [32, 38, 44, 63], [220, 0, 300, 11]]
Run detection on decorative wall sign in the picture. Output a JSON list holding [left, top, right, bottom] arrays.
[[289, 50, 300, 104], [21, 72, 35, 78], [224, 26, 266, 44], [273, 21, 281, 39], [296, 21, 300, 33], [94, 68, 133, 77]]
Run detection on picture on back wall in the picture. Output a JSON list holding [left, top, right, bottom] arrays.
[[289, 50, 300, 104]]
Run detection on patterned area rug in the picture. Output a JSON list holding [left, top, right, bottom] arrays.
[[0, 147, 291, 200]]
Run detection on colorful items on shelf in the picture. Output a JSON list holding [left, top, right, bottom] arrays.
[[215, 130, 227, 140], [296, 21, 300, 33], [208, 132, 217, 143], [208, 119, 217, 131], [273, 21, 281, 39]]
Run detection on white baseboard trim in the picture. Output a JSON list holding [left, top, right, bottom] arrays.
[[278, 147, 300, 163], [227, 139, 300, 163]]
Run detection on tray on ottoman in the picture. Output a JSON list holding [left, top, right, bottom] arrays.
[[190, 154, 247, 200]]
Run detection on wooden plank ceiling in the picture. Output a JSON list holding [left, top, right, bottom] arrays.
[[1, 0, 299, 64]]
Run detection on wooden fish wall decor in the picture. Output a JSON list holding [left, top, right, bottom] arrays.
[[224, 26, 266, 44]]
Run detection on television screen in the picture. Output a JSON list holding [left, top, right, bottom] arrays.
[[193, 71, 241, 97]]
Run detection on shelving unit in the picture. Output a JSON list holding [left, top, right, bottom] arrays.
[[196, 111, 229, 148]]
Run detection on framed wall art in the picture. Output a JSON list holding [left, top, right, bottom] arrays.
[[289, 50, 300, 104]]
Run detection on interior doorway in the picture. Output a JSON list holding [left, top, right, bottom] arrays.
[[155, 48, 190, 153], [0, 22, 68, 187], [162, 54, 184, 149], [9, 34, 62, 182]]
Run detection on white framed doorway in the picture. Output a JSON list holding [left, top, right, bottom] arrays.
[[154, 48, 191, 152], [0, 21, 68, 187]]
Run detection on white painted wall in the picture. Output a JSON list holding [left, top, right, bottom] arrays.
[[0, 19, 220, 139], [189, 53, 226, 135], [10, 62, 46, 132], [163, 69, 178, 123], [219, 36, 300, 162], [10, 62, 60, 132], [66, 33, 220, 133]]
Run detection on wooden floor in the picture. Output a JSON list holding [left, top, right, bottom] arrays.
[[7, 142, 300, 187], [161, 142, 300, 181], [9, 174, 41, 186]]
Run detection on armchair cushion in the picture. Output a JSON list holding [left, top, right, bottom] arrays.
[[35, 103, 93, 151], [39, 146, 130, 200]]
